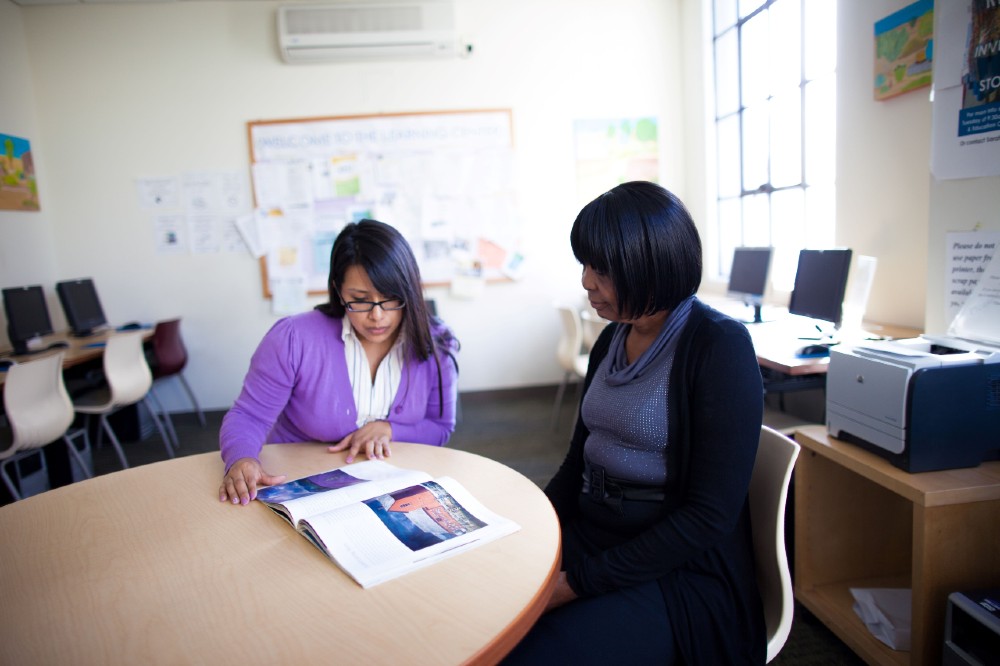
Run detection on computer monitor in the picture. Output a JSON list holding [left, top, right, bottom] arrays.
[[56, 278, 108, 337], [788, 249, 854, 327], [727, 246, 773, 323], [2, 285, 55, 355]]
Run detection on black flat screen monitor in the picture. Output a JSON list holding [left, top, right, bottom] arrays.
[[788, 249, 854, 326], [3, 285, 54, 355], [727, 247, 773, 323], [56, 278, 108, 337]]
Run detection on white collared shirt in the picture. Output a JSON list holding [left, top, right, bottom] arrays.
[[342, 316, 404, 428]]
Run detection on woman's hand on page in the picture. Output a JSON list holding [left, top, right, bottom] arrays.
[[220, 457, 286, 506], [327, 421, 393, 463]]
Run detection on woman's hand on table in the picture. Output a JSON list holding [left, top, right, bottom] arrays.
[[327, 421, 393, 463], [219, 457, 286, 506]]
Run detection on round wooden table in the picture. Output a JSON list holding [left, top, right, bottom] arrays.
[[0, 442, 561, 664]]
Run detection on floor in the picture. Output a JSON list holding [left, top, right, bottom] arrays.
[[14, 384, 864, 664]]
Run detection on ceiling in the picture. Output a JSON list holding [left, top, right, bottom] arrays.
[[11, 0, 268, 5]]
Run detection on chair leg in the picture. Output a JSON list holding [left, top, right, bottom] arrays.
[[178, 374, 206, 427], [148, 387, 179, 451], [64, 428, 93, 480], [0, 459, 23, 501], [88, 413, 105, 451], [550, 372, 570, 431], [100, 415, 130, 470], [141, 397, 175, 459]]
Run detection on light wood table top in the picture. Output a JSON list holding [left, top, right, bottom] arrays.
[[795, 425, 1000, 507], [0, 443, 561, 665]]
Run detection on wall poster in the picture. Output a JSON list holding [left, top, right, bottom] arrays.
[[873, 0, 934, 101], [247, 110, 519, 297], [931, 0, 1000, 179], [0, 133, 40, 212]]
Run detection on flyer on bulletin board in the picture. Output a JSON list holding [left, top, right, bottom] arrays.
[[247, 110, 523, 296]]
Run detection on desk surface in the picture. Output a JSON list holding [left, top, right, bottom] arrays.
[[699, 295, 922, 375], [794, 425, 1000, 507], [0, 443, 561, 665], [747, 320, 923, 376], [0, 328, 153, 386]]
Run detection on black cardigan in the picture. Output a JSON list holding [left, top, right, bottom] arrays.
[[545, 299, 766, 664]]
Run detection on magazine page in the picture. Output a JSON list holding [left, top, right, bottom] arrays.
[[299, 476, 521, 588], [255, 460, 432, 526]]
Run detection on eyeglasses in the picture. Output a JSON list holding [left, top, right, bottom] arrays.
[[341, 297, 406, 312]]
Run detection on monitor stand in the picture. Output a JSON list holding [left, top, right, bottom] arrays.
[[740, 302, 769, 325]]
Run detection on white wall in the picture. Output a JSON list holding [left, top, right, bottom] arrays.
[[836, 1, 931, 331], [0, 0, 60, 304], [836, 1, 1000, 335], [5, 0, 996, 412], [3, 0, 683, 409]]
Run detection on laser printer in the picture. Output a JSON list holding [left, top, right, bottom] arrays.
[[826, 260, 1000, 472]]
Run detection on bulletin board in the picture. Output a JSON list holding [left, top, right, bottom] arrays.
[[246, 109, 520, 297]]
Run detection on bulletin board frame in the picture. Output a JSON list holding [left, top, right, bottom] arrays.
[[246, 108, 518, 298]]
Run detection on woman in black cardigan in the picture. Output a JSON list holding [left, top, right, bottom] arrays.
[[506, 182, 765, 664]]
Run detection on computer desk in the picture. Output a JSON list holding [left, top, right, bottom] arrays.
[[0, 327, 154, 387], [743, 316, 922, 406], [0, 441, 561, 664]]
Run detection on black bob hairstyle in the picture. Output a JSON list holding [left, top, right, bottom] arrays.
[[570, 181, 702, 319], [316, 219, 438, 362]]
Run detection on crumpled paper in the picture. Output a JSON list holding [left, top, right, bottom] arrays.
[[850, 587, 912, 651]]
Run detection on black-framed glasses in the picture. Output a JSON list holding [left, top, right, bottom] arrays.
[[341, 297, 406, 312]]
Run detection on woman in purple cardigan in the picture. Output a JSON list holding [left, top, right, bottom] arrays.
[[219, 220, 460, 506]]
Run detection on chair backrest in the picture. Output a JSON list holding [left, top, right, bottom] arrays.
[[151, 318, 188, 378], [555, 305, 584, 373], [104, 331, 154, 406], [580, 308, 609, 352], [2, 351, 75, 451], [749, 425, 800, 663]]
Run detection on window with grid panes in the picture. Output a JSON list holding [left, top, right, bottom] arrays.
[[712, 0, 837, 291]]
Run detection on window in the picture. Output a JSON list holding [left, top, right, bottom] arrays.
[[711, 0, 837, 290]]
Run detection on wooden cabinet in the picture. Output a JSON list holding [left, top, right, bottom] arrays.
[[793, 426, 1000, 665]]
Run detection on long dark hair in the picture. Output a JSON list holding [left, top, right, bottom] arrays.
[[570, 181, 702, 318], [316, 219, 436, 363]]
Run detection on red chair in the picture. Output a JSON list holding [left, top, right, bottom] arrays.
[[149, 319, 205, 434]]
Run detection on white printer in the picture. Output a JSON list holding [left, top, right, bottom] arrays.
[[826, 260, 1000, 472]]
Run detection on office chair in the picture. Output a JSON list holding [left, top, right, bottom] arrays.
[[551, 304, 589, 431], [749, 425, 801, 662], [149, 318, 205, 433], [0, 351, 91, 500], [72, 331, 174, 470]]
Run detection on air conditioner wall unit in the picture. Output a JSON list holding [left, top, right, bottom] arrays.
[[278, 1, 457, 64]]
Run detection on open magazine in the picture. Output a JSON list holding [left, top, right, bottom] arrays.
[[255, 460, 521, 588]]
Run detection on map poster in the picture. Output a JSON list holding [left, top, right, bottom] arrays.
[[0, 133, 40, 212], [873, 0, 934, 101]]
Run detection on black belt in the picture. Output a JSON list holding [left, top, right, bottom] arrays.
[[582, 462, 666, 503]]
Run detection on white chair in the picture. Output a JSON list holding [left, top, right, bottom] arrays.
[[0, 351, 91, 500], [551, 304, 589, 430], [72, 331, 174, 470], [580, 307, 609, 352], [750, 425, 801, 663]]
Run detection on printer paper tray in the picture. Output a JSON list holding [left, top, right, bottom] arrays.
[[827, 405, 906, 454]]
